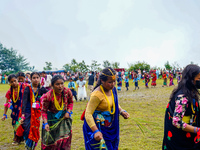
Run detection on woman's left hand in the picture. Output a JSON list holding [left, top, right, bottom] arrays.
[[121, 111, 130, 119], [64, 112, 70, 119]]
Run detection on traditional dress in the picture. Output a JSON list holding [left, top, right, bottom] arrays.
[[163, 74, 167, 86], [169, 74, 174, 86], [76, 80, 87, 100], [117, 77, 122, 91], [162, 90, 200, 149], [41, 87, 73, 150], [22, 85, 47, 149], [151, 73, 157, 86], [83, 86, 120, 150], [5, 82, 28, 143]]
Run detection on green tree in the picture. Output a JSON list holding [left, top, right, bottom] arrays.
[[63, 63, 71, 71], [0, 43, 29, 73], [128, 61, 150, 72], [90, 60, 101, 71], [103, 60, 111, 68], [78, 60, 89, 72], [164, 61, 172, 70], [70, 59, 79, 72], [112, 62, 120, 69], [43, 62, 52, 70]]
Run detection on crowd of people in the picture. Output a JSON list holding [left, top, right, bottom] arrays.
[[1, 68, 130, 150], [3, 65, 200, 150]]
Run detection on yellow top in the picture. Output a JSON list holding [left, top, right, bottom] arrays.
[[85, 90, 116, 128]]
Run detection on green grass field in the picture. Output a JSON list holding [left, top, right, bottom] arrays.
[[0, 79, 175, 150]]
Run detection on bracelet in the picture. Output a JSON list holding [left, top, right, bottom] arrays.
[[3, 114, 7, 119], [93, 129, 100, 134], [120, 109, 127, 115], [42, 123, 48, 129], [194, 127, 200, 133], [67, 111, 73, 117]]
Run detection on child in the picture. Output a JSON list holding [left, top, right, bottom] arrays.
[[76, 76, 87, 101], [68, 78, 78, 101], [177, 72, 181, 84], [133, 74, 139, 90], [124, 76, 129, 91], [169, 73, 175, 86], [117, 76, 122, 91]]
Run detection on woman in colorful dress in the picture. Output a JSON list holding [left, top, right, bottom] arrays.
[[83, 67, 130, 150], [168, 73, 175, 86], [151, 71, 157, 87], [163, 64, 200, 150], [1, 74, 28, 144], [162, 72, 168, 87], [20, 72, 47, 149], [41, 75, 73, 150]]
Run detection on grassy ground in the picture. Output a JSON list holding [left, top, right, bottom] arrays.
[[0, 79, 176, 150]]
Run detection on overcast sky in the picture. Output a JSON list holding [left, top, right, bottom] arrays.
[[1, 0, 200, 70]]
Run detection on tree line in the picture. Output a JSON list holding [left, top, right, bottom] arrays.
[[0, 42, 189, 74]]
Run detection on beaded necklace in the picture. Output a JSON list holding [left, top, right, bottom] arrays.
[[100, 85, 115, 115], [31, 84, 39, 103], [53, 90, 63, 111], [12, 85, 20, 103]]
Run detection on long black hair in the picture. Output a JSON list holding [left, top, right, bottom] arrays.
[[16, 71, 25, 77], [51, 75, 65, 86], [30, 72, 40, 79], [170, 64, 200, 102], [93, 67, 116, 91], [8, 74, 17, 82]]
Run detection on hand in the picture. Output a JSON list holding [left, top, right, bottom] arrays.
[[1, 116, 6, 121], [64, 112, 70, 119], [45, 124, 50, 132], [19, 119, 24, 124], [121, 111, 130, 119], [94, 131, 103, 141]]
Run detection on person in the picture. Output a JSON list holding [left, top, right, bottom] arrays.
[[0, 74, 2, 84], [117, 76, 122, 91], [2, 74, 28, 145], [138, 69, 141, 80], [41, 71, 52, 91], [76, 76, 87, 101], [162, 72, 168, 87], [144, 73, 150, 88], [41, 75, 73, 150], [169, 73, 175, 86], [20, 72, 47, 150], [25, 73, 31, 84], [68, 78, 78, 102], [177, 72, 181, 84], [151, 71, 157, 87], [124, 76, 129, 91], [83, 67, 130, 150], [162, 64, 200, 150], [133, 74, 139, 90], [2, 74, 6, 84], [17, 72, 25, 83], [88, 72, 95, 95]]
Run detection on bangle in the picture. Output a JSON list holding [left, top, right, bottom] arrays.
[[120, 109, 127, 115], [3, 114, 7, 119], [93, 129, 100, 134], [67, 111, 73, 117], [42, 123, 48, 129]]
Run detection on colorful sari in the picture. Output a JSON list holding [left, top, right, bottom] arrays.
[[22, 85, 47, 149], [5, 83, 27, 143], [83, 87, 119, 150], [41, 88, 73, 150]]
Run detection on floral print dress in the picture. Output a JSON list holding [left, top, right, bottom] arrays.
[[162, 91, 200, 150]]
